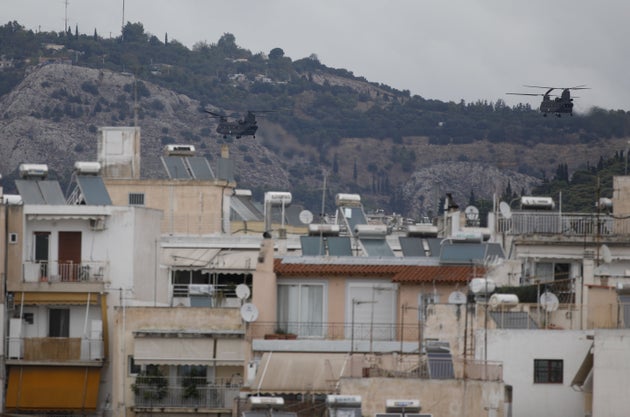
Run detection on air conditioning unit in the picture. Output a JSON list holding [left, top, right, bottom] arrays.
[[90, 218, 105, 231]]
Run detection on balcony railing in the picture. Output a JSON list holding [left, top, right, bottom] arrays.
[[23, 261, 107, 283], [7, 337, 104, 361], [133, 377, 240, 409], [497, 212, 630, 236]]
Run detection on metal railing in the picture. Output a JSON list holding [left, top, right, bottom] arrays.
[[133, 377, 240, 409], [23, 260, 107, 283], [497, 212, 630, 236]]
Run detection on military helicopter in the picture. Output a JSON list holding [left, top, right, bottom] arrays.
[[507, 85, 589, 117], [204, 109, 274, 138]]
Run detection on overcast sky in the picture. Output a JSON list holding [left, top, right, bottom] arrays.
[[3, 0, 629, 112]]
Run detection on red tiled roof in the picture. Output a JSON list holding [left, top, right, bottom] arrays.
[[274, 258, 483, 284]]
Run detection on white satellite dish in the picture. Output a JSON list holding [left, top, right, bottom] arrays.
[[601, 244, 612, 264], [499, 201, 512, 219], [240, 303, 259, 322], [539, 291, 559, 312], [236, 284, 251, 300], [299, 209, 314, 224], [448, 290, 467, 305], [464, 205, 479, 221]]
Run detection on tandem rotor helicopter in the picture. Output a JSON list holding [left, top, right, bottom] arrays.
[[204, 109, 275, 138], [507, 85, 589, 117]]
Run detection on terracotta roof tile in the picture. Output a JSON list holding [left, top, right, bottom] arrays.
[[274, 258, 484, 284]]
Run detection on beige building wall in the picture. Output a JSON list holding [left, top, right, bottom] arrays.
[[111, 306, 245, 417], [104, 179, 233, 235], [341, 377, 505, 417]]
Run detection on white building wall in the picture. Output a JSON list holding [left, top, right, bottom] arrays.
[[479, 329, 591, 417], [592, 329, 630, 417]]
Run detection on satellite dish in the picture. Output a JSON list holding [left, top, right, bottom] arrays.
[[499, 201, 512, 219], [464, 205, 479, 221], [299, 209, 314, 224], [601, 244, 612, 264], [240, 303, 259, 322], [539, 291, 559, 312], [236, 284, 251, 300], [448, 290, 467, 305]]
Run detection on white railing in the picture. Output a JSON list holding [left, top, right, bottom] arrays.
[[23, 261, 107, 283], [497, 212, 630, 236]]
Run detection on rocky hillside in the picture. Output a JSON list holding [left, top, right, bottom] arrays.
[[0, 64, 626, 218]]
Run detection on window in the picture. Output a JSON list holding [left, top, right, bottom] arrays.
[[534, 359, 563, 383], [49, 308, 70, 337], [129, 355, 141, 375], [128, 192, 145, 206], [277, 282, 325, 337]]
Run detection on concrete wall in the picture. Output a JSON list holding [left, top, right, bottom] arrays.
[[341, 377, 505, 417], [480, 329, 591, 417], [105, 179, 232, 235], [592, 329, 630, 417]]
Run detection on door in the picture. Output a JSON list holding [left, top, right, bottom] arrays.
[[34, 232, 50, 280], [58, 232, 82, 281]]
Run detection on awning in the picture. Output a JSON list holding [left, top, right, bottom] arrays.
[[133, 335, 245, 366], [13, 292, 100, 305], [134, 337, 215, 365], [571, 345, 594, 390], [251, 352, 350, 394], [6, 366, 100, 411], [216, 338, 244, 365], [162, 248, 220, 269]]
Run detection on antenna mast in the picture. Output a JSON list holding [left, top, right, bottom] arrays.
[[64, 0, 69, 33], [121, 0, 125, 39]]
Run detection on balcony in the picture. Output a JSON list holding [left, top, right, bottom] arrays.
[[132, 377, 240, 410], [23, 260, 108, 283], [7, 337, 104, 362], [497, 212, 630, 236]]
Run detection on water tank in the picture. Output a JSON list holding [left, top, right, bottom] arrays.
[[233, 189, 252, 197], [354, 224, 387, 238], [520, 196, 555, 210], [264, 191, 292, 205], [308, 224, 340, 236], [19, 163, 48, 179], [335, 193, 361, 206], [407, 224, 438, 237], [489, 293, 519, 309], [326, 395, 362, 407], [74, 161, 101, 175], [469, 278, 496, 294], [164, 144, 195, 156]]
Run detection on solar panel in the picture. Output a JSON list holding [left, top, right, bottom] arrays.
[[16, 180, 67, 205], [360, 239, 394, 257], [328, 237, 353, 256], [300, 236, 326, 256], [187, 156, 214, 179], [399, 237, 426, 257], [76, 176, 112, 205], [489, 311, 538, 329], [271, 412, 298, 417], [162, 156, 191, 179], [485, 242, 505, 260], [37, 180, 66, 205], [231, 195, 263, 221], [330, 409, 362, 417], [425, 238, 442, 257], [217, 158, 235, 182], [440, 243, 485, 264], [343, 207, 367, 233]]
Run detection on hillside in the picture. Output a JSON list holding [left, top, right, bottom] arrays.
[[1, 22, 630, 218], [0, 64, 626, 219]]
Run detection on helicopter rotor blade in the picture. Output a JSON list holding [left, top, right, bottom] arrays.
[[506, 92, 546, 96]]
